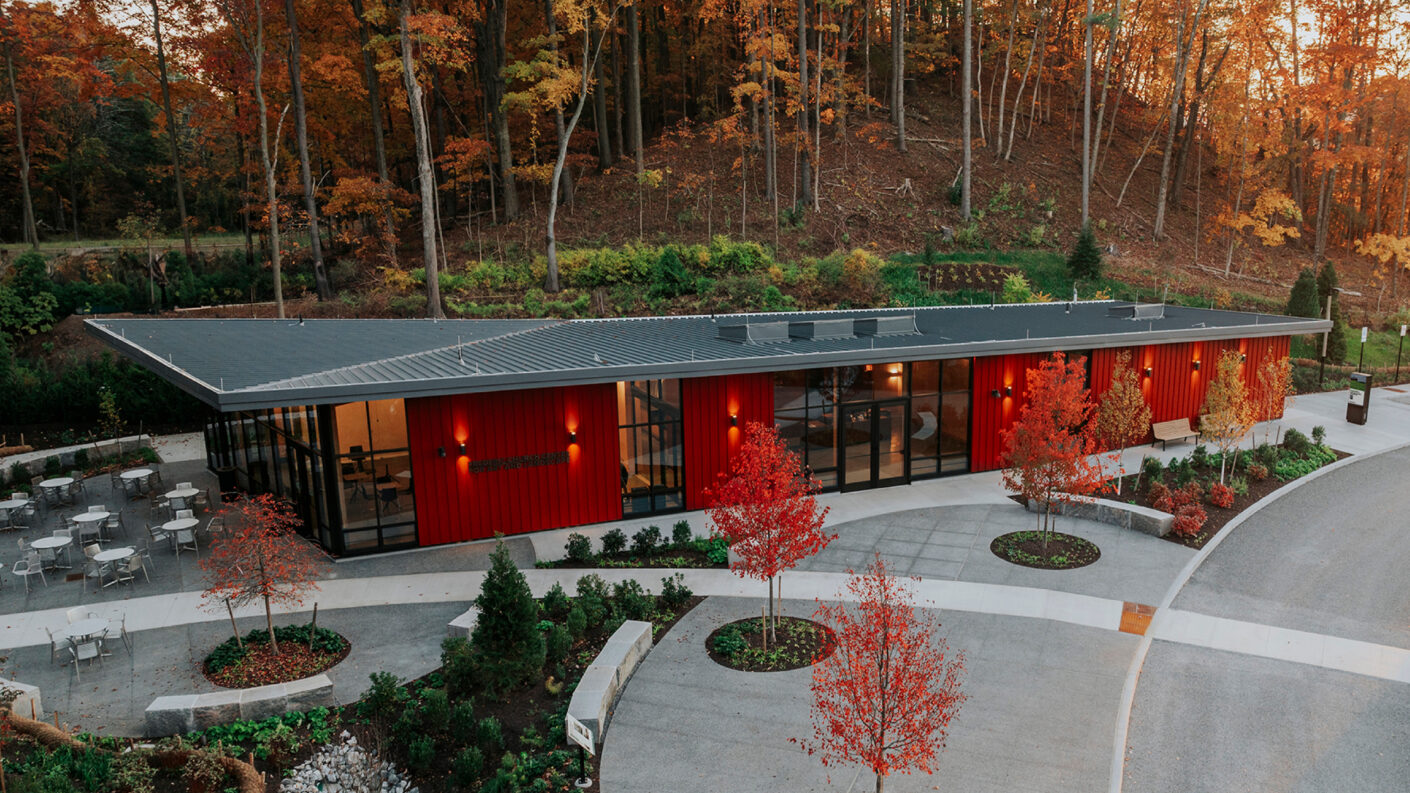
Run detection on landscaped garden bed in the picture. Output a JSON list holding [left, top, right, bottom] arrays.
[[178, 548, 705, 793], [202, 623, 350, 688], [990, 530, 1102, 569], [536, 520, 730, 570], [1111, 427, 1346, 550], [707, 616, 836, 672]]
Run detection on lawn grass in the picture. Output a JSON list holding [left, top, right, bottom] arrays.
[[1292, 329, 1410, 369]]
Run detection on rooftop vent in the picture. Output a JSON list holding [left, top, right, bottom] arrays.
[[717, 321, 791, 344], [789, 319, 855, 341], [1107, 303, 1165, 320], [854, 315, 919, 336]]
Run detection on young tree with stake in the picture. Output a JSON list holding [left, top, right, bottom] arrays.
[[1001, 353, 1109, 547], [1093, 350, 1152, 493], [201, 494, 323, 654], [798, 555, 966, 793], [1200, 348, 1255, 482], [706, 421, 833, 644]]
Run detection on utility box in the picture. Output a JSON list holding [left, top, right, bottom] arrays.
[[1347, 372, 1372, 425]]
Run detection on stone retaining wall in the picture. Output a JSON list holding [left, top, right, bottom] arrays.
[[1025, 494, 1173, 537], [0, 434, 154, 477], [144, 674, 335, 736], [566, 620, 652, 747]]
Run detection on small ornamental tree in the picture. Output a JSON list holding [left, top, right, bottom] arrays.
[[1254, 356, 1294, 444], [798, 555, 965, 793], [201, 494, 323, 654], [1000, 353, 1109, 547], [470, 540, 546, 696], [1200, 348, 1256, 483], [1092, 350, 1153, 494], [706, 422, 833, 643]]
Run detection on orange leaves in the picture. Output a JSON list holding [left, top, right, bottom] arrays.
[[705, 421, 833, 588], [1000, 352, 1109, 532], [1094, 350, 1152, 451], [799, 556, 966, 784], [200, 493, 323, 614]]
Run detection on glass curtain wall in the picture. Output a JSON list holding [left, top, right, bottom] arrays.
[[204, 405, 334, 548], [204, 398, 417, 556], [330, 399, 417, 553], [774, 359, 971, 489], [617, 380, 684, 515]]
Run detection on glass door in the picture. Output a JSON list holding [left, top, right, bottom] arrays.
[[842, 405, 874, 492], [841, 401, 910, 491]]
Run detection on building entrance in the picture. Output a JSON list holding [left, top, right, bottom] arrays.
[[840, 400, 909, 491]]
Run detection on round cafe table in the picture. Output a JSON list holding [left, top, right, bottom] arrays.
[[165, 488, 199, 501], [61, 617, 110, 642], [38, 477, 73, 490], [0, 498, 28, 511], [163, 517, 199, 533], [93, 547, 134, 564], [73, 511, 109, 525], [120, 469, 154, 481], [29, 535, 72, 569]]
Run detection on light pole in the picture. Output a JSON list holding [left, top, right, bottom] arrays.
[[1397, 324, 1406, 383]]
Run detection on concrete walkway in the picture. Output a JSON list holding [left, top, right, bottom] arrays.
[[2, 386, 1408, 783]]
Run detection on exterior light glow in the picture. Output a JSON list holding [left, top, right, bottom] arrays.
[[1003, 385, 1013, 397], [1192, 360, 1201, 371], [458, 442, 467, 456], [1143, 366, 1153, 377], [568, 430, 577, 444], [730, 414, 738, 427]]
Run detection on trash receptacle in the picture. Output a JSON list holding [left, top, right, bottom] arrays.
[[1346, 372, 1372, 425], [215, 466, 239, 501]]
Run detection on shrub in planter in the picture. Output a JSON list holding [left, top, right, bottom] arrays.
[[470, 542, 546, 696], [575, 574, 611, 627], [421, 687, 450, 733], [390, 704, 421, 748], [450, 700, 476, 745], [1208, 482, 1235, 509], [1156, 482, 1208, 537], [1191, 445, 1210, 470], [631, 525, 662, 555], [1283, 428, 1312, 457], [600, 528, 627, 556], [660, 572, 693, 610], [406, 735, 436, 774], [545, 624, 572, 667], [672, 520, 692, 547], [612, 579, 654, 621], [1255, 443, 1280, 468], [1141, 456, 1164, 484], [1147, 481, 1170, 508], [476, 717, 504, 753], [440, 637, 479, 700], [1229, 476, 1249, 496], [542, 582, 571, 619], [1311, 425, 1326, 445], [564, 533, 593, 563], [452, 747, 485, 787], [360, 671, 406, 724], [1246, 463, 1269, 481]]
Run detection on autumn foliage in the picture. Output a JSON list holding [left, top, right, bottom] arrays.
[[201, 493, 324, 654], [1153, 481, 1208, 538], [799, 555, 965, 793], [1001, 353, 1109, 544], [706, 421, 833, 640], [1199, 348, 1255, 483]]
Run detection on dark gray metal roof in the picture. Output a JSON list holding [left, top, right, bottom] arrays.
[[85, 302, 1330, 411]]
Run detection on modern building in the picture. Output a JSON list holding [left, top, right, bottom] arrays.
[[87, 301, 1328, 556]]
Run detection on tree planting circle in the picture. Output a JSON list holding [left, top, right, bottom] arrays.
[[706, 616, 836, 672], [990, 531, 1101, 570]]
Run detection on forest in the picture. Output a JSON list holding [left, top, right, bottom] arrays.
[[3, 0, 1410, 323]]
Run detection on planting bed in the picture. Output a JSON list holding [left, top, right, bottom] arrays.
[[990, 531, 1102, 570], [202, 625, 350, 689], [706, 616, 836, 672]]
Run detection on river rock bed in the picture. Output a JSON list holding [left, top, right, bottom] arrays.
[[278, 731, 417, 793]]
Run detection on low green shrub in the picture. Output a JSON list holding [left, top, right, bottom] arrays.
[[476, 716, 505, 753], [712, 625, 746, 657], [660, 573, 693, 610], [564, 533, 593, 563], [631, 525, 662, 555], [421, 687, 450, 733], [450, 700, 477, 745], [1282, 427, 1312, 457], [600, 528, 627, 556], [611, 579, 654, 621], [671, 520, 692, 547], [452, 746, 485, 787], [566, 605, 587, 639], [406, 735, 436, 774], [545, 624, 573, 667], [542, 582, 571, 619]]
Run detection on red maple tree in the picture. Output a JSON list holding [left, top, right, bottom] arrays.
[[1001, 352, 1109, 547], [200, 493, 324, 654], [799, 555, 966, 793], [706, 421, 833, 642]]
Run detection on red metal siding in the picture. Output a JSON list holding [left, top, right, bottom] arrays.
[[406, 384, 620, 545], [682, 373, 774, 510], [970, 352, 1049, 472]]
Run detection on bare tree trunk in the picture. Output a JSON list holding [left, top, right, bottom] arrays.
[[548, 11, 616, 294], [797, 0, 814, 206], [4, 40, 38, 248], [1151, 0, 1211, 240], [1005, 6, 1044, 160], [285, 0, 332, 301], [993, 0, 1019, 159], [544, 0, 575, 205], [151, 0, 193, 262], [592, 21, 612, 169], [892, 0, 905, 152], [400, 0, 442, 318], [1026, 10, 1049, 139], [627, 3, 644, 172], [474, 0, 519, 221], [863, 0, 871, 118], [1080, 0, 1093, 227], [350, 0, 389, 185], [961, 0, 972, 217], [1088, 0, 1122, 177]]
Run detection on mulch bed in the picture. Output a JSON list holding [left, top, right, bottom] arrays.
[[917, 261, 1015, 292], [203, 637, 351, 689], [990, 531, 1102, 569], [1112, 448, 1350, 550], [706, 616, 837, 672]]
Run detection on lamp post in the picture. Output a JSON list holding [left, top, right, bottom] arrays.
[[1358, 326, 1368, 372], [1397, 325, 1406, 383]]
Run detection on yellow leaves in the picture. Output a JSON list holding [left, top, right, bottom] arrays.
[[307, 54, 363, 95], [1355, 233, 1410, 270], [637, 168, 666, 188], [380, 266, 418, 292], [1227, 189, 1301, 247]]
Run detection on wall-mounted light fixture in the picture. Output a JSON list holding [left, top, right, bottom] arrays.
[[567, 430, 577, 444], [437, 447, 446, 458], [458, 442, 467, 457], [1240, 353, 1248, 363], [1192, 360, 1201, 371], [1143, 366, 1153, 377], [990, 389, 1002, 398], [1004, 385, 1013, 397], [729, 413, 739, 427]]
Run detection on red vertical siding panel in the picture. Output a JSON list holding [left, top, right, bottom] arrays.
[[681, 373, 773, 510]]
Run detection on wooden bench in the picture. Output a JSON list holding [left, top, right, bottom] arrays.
[[1151, 418, 1200, 450]]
